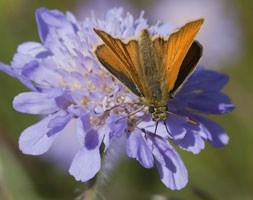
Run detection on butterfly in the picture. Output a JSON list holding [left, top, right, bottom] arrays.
[[93, 18, 204, 124]]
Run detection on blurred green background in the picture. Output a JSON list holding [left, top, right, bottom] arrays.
[[0, 0, 252, 200]]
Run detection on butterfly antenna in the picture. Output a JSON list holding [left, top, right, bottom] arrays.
[[106, 102, 140, 113], [115, 105, 145, 123], [166, 111, 199, 125]]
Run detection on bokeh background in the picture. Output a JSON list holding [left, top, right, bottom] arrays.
[[0, 0, 252, 200]]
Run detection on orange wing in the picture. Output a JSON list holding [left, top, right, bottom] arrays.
[[94, 29, 145, 96], [153, 18, 204, 94]]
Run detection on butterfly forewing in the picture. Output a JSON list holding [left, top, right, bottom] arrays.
[[95, 44, 142, 96], [94, 29, 145, 96], [155, 19, 204, 96]]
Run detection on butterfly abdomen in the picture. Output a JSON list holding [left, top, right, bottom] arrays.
[[139, 30, 164, 103]]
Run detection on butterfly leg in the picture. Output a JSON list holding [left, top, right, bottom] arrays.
[[163, 121, 173, 139]]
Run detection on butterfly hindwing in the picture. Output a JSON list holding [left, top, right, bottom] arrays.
[[170, 40, 203, 95]]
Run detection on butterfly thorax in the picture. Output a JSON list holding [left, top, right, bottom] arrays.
[[139, 29, 169, 121], [148, 105, 167, 121]]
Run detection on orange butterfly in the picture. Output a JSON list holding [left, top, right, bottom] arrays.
[[94, 19, 204, 123]]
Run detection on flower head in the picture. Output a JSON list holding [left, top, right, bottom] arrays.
[[0, 7, 234, 190]]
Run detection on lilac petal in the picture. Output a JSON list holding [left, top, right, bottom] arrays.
[[47, 113, 72, 136], [182, 68, 229, 93], [17, 41, 51, 58], [16, 75, 37, 91], [103, 114, 127, 150], [43, 119, 80, 170], [19, 115, 58, 155], [69, 146, 101, 182], [1, 61, 37, 91], [11, 51, 34, 71], [22, 60, 62, 87], [70, 116, 104, 182], [22, 60, 39, 76], [107, 114, 127, 137], [0, 62, 16, 77], [138, 119, 169, 138], [174, 125, 205, 154], [155, 159, 188, 190], [188, 92, 234, 114], [76, 115, 92, 145], [84, 129, 101, 150], [196, 116, 229, 147], [36, 8, 50, 43], [169, 120, 205, 154], [76, 115, 105, 149], [148, 135, 188, 190], [54, 95, 72, 110], [165, 115, 187, 140], [68, 105, 87, 117], [0, 63, 36, 91], [36, 8, 77, 43], [150, 22, 175, 36], [36, 8, 67, 42], [126, 129, 154, 168], [39, 9, 67, 27], [13, 92, 59, 114]]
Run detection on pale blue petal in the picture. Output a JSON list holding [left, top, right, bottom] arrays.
[[103, 114, 127, 150], [36, 8, 50, 43], [126, 129, 154, 168], [19, 115, 58, 155], [13, 92, 59, 114], [196, 116, 229, 147], [148, 135, 188, 190], [174, 130, 205, 154], [69, 146, 101, 182], [47, 113, 72, 136]]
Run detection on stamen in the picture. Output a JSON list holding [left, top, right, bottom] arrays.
[[128, 118, 144, 132], [115, 105, 145, 123], [105, 102, 140, 113]]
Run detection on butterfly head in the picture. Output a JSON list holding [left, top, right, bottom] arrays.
[[149, 106, 167, 121]]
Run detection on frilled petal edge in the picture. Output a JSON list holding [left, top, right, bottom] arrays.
[[196, 116, 229, 147], [69, 146, 101, 182], [148, 135, 188, 190], [19, 115, 58, 155], [36, 8, 49, 43], [126, 130, 154, 168], [173, 123, 205, 154], [13, 92, 59, 114]]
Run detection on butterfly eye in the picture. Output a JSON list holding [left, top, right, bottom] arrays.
[[149, 106, 155, 114]]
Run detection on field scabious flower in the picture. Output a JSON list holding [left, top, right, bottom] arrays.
[[0, 7, 234, 190]]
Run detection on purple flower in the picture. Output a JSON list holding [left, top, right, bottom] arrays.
[[0, 7, 234, 190]]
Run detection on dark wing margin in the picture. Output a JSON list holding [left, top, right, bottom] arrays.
[[170, 41, 203, 96]]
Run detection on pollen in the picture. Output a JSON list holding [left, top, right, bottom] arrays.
[[82, 96, 91, 107]]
